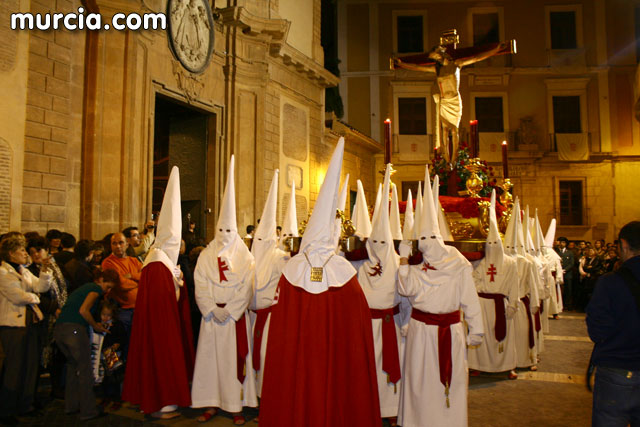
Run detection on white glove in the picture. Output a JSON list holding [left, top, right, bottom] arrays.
[[400, 324, 409, 337], [212, 306, 230, 323], [399, 240, 413, 258], [27, 293, 40, 304], [506, 305, 517, 319], [173, 265, 183, 281], [467, 334, 483, 346]]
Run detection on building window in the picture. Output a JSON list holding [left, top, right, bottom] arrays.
[[552, 96, 581, 133], [398, 97, 427, 135], [475, 97, 504, 132], [396, 15, 424, 53], [550, 11, 577, 49], [559, 180, 583, 225], [473, 13, 500, 46]]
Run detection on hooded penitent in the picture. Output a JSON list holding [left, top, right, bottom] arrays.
[[432, 175, 454, 241], [544, 219, 557, 251], [418, 165, 459, 267], [484, 190, 504, 271], [402, 190, 414, 240], [352, 180, 372, 239], [281, 179, 299, 240], [333, 174, 350, 250], [390, 183, 403, 241], [412, 182, 423, 240], [144, 166, 183, 292], [372, 183, 383, 226], [197, 155, 254, 288], [361, 164, 399, 287], [282, 137, 356, 294], [252, 169, 287, 301]]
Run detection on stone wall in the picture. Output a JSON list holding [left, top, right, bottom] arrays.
[[21, 0, 83, 236]]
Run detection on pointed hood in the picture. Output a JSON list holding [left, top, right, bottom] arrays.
[[524, 205, 537, 256], [389, 183, 403, 240], [514, 198, 527, 257], [433, 175, 454, 241], [252, 169, 286, 291], [197, 155, 254, 289], [402, 189, 414, 240], [333, 174, 350, 249], [503, 198, 517, 256], [143, 166, 182, 274], [352, 180, 372, 239], [216, 155, 238, 253], [533, 209, 546, 256], [412, 181, 423, 239], [544, 219, 557, 249], [281, 179, 298, 239], [418, 165, 449, 263], [282, 137, 356, 293], [372, 183, 383, 226], [485, 189, 504, 269], [361, 164, 399, 290]]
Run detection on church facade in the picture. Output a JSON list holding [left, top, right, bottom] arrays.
[[339, 0, 640, 242], [1, 0, 380, 240]]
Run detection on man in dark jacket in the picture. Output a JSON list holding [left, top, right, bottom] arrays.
[[586, 221, 640, 426], [556, 237, 575, 310]]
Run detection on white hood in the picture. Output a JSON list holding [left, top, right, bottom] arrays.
[[389, 183, 403, 240], [352, 180, 372, 239], [402, 189, 414, 240]]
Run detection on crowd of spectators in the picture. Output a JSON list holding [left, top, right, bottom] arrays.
[[555, 238, 621, 311], [0, 221, 208, 425]]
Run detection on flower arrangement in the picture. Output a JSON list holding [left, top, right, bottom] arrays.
[[430, 142, 498, 198]]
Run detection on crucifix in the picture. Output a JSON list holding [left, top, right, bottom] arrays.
[[391, 29, 516, 164]]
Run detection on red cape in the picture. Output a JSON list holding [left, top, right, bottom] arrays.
[[122, 261, 195, 413], [259, 275, 382, 427]]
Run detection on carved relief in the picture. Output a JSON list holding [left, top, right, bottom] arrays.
[[286, 164, 303, 190], [167, 0, 215, 74], [0, 0, 19, 72], [0, 138, 12, 233], [172, 60, 205, 103], [282, 103, 308, 161]]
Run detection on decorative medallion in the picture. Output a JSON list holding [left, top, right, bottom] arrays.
[[167, 0, 215, 74]]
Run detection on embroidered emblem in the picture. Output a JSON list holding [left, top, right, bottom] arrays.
[[217, 257, 229, 282], [487, 264, 497, 282], [368, 262, 383, 277]]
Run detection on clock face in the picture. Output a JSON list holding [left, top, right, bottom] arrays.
[[167, 0, 215, 74]]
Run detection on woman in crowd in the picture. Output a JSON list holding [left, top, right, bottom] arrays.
[[0, 234, 52, 425], [64, 239, 97, 294], [45, 230, 62, 255], [601, 247, 620, 273], [578, 248, 603, 310], [53, 268, 120, 421]]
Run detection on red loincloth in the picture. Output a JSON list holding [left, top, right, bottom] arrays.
[[259, 275, 382, 427], [122, 262, 195, 414]]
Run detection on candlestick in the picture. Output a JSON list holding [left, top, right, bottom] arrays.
[[384, 119, 392, 165], [501, 140, 509, 178], [469, 120, 479, 158]]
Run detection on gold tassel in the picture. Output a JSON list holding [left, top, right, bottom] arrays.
[[499, 343, 504, 353], [445, 383, 450, 408], [394, 382, 397, 394], [241, 389, 244, 401]]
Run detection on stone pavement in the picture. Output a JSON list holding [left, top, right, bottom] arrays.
[[12, 312, 592, 426]]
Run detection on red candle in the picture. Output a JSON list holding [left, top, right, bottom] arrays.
[[501, 140, 509, 178], [469, 120, 479, 158], [384, 119, 392, 165]]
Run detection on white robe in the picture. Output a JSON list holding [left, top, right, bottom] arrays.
[[249, 256, 286, 397], [357, 263, 411, 418], [510, 254, 539, 368], [191, 246, 258, 412], [526, 253, 546, 354], [397, 258, 483, 427], [468, 256, 519, 372], [544, 249, 564, 315]]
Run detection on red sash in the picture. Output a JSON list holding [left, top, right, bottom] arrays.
[[344, 247, 369, 261], [411, 309, 460, 392], [217, 303, 248, 384], [520, 296, 535, 349], [251, 306, 272, 371], [477, 293, 507, 342], [369, 305, 401, 384]]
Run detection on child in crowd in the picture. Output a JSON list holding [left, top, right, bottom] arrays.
[[93, 300, 127, 410]]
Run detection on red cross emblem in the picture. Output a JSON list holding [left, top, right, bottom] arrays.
[[368, 262, 383, 277], [217, 257, 229, 282], [422, 261, 437, 273], [487, 264, 497, 282]]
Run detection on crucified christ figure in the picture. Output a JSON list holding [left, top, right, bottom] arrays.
[[391, 31, 516, 163]]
